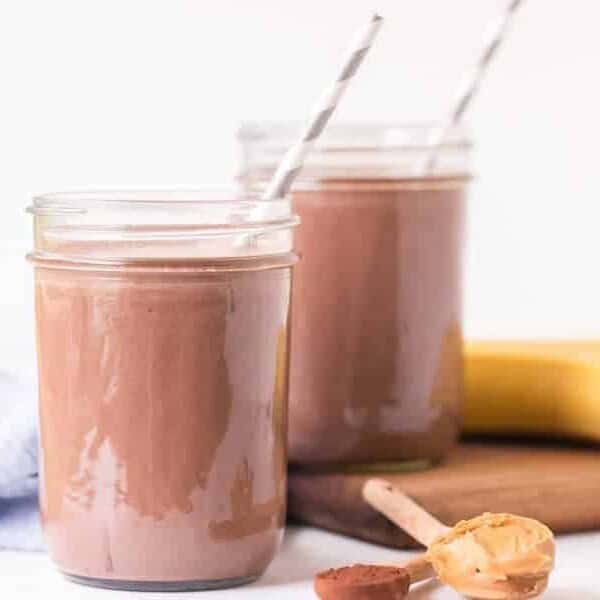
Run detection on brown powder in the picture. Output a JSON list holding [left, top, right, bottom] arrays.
[[315, 564, 410, 600]]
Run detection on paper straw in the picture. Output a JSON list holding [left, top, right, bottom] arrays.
[[262, 13, 384, 200], [418, 0, 525, 175]]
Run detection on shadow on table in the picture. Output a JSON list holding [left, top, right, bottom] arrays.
[[256, 529, 339, 586], [255, 528, 424, 588], [543, 591, 600, 600], [410, 583, 600, 600], [255, 530, 600, 599]]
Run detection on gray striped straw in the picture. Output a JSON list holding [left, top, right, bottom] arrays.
[[419, 0, 525, 175], [262, 13, 384, 201]]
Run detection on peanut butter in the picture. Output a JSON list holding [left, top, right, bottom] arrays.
[[427, 513, 555, 599]]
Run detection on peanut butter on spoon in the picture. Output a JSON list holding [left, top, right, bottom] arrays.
[[428, 512, 554, 599], [363, 479, 555, 599]]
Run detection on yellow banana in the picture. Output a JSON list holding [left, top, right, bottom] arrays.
[[464, 340, 600, 441]]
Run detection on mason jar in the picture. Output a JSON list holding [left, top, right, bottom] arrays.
[[238, 123, 470, 469], [28, 190, 298, 590]]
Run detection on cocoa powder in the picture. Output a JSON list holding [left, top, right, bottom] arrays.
[[315, 564, 410, 600]]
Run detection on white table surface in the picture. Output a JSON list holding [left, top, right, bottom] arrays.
[[2, 526, 599, 599]]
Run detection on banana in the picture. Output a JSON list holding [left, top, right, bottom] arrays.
[[464, 340, 600, 441]]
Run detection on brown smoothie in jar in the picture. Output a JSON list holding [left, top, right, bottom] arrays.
[[34, 257, 292, 586], [288, 178, 466, 467]]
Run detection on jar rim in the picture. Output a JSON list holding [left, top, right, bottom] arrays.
[[27, 251, 299, 273], [28, 187, 289, 216], [237, 121, 472, 181], [27, 188, 299, 263], [237, 121, 472, 152]]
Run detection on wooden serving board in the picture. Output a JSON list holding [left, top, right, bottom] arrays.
[[287, 442, 600, 548]]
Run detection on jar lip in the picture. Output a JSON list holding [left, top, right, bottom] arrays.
[[27, 251, 299, 273], [237, 121, 472, 151], [28, 187, 288, 215], [27, 187, 299, 256]]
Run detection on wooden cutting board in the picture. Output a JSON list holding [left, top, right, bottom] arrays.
[[288, 442, 600, 548]]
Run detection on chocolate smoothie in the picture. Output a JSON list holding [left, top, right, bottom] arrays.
[[288, 178, 466, 466], [29, 190, 298, 590], [237, 122, 470, 468], [35, 260, 291, 588]]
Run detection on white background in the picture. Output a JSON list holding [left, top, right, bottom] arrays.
[[1, 0, 600, 377]]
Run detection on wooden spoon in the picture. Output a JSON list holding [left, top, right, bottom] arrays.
[[363, 479, 555, 600]]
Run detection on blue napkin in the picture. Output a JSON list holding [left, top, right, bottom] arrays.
[[0, 374, 44, 550]]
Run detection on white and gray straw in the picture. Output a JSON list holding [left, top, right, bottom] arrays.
[[262, 13, 384, 201], [419, 0, 525, 175]]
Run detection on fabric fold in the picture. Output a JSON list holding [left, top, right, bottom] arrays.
[[0, 373, 43, 550]]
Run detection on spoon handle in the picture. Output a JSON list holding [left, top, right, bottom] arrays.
[[363, 479, 450, 547], [398, 555, 436, 584]]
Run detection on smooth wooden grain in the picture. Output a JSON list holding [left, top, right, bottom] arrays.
[[363, 479, 449, 546], [288, 442, 600, 548]]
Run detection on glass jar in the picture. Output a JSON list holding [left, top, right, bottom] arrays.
[[238, 123, 471, 469], [27, 190, 298, 591]]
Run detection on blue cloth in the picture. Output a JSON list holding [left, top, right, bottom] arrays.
[[0, 374, 44, 550]]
